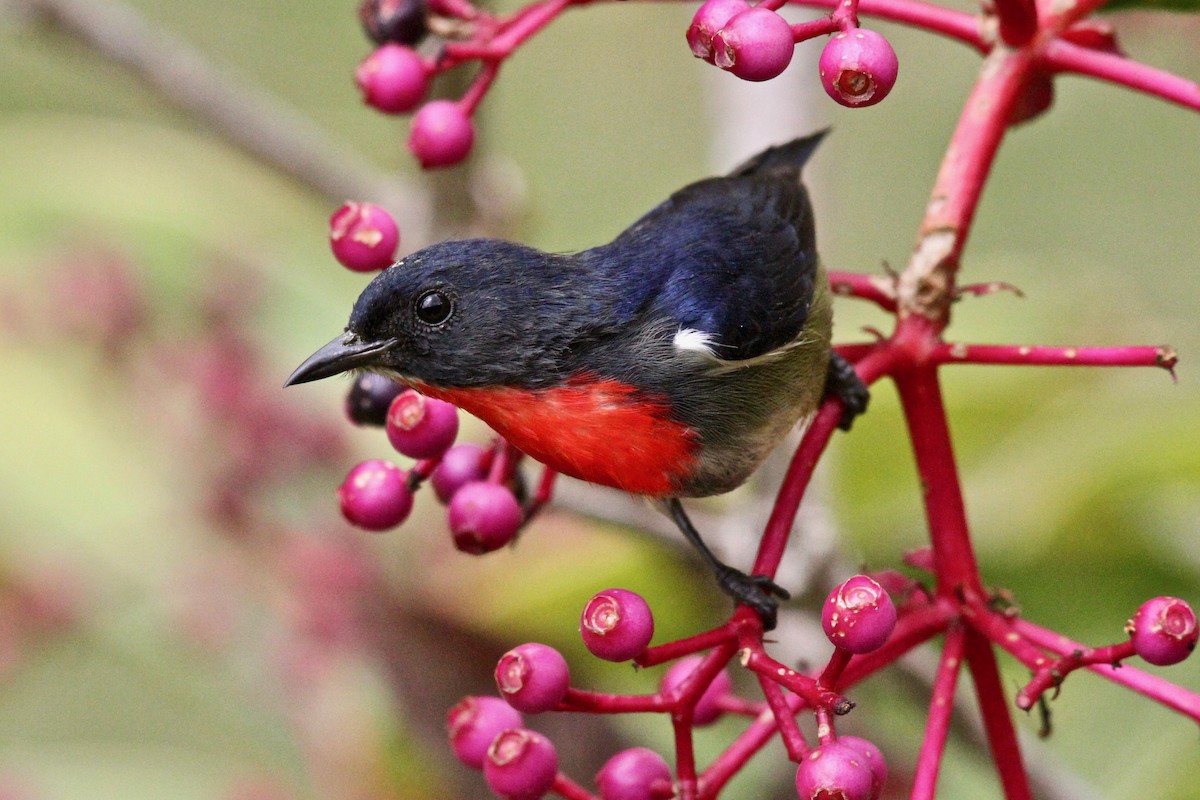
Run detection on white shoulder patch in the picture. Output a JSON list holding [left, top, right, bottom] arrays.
[[673, 328, 720, 356]]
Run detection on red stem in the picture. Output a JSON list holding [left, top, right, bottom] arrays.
[[791, 0, 985, 50], [1015, 618, 1200, 722], [964, 629, 1034, 800], [828, 270, 899, 312], [910, 625, 967, 800], [1044, 39, 1200, 114], [993, 0, 1037, 47], [930, 342, 1177, 370], [755, 674, 809, 760], [552, 773, 598, 800]]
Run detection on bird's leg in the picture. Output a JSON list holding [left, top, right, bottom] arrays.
[[666, 498, 790, 631], [825, 352, 870, 431]]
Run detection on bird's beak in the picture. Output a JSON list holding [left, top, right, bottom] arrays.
[[285, 332, 400, 387]]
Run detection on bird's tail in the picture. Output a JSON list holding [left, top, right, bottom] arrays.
[[728, 129, 829, 177]]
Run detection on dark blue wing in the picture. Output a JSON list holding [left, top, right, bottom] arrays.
[[584, 133, 823, 362]]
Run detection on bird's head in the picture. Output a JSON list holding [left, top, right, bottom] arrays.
[[286, 238, 582, 389]]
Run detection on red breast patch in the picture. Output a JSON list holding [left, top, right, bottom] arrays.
[[414, 375, 698, 496]]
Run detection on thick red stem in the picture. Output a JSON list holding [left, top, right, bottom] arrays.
[[964, 629, 1034, 800]]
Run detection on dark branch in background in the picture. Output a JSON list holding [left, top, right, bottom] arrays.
[[13, 0, 435, 245]]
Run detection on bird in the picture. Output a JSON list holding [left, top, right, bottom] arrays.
[[287, 130, 867, 628]]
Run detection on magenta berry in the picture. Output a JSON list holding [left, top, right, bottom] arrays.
[[822, 575, 897, 654], [795, 741, 878, 800], [711, 8, 795, 82], [580, 588, 655, 662], [660, 655, 732, 726], [836, 736, 887, 798], [1129, 596, 1198, 666], [337, 459, 413, 531], [358, 0, 428, 46], [447, 695, 523, 770], [345, 372, 404, 426], [408, 100, 475, 168], [385, 389, 459, 459], [495, 643, 571, 714], [448, 481, 523, 554], [818, 29, 899, 108], [329, 201, 400, 272], [431, 443, 491, 503], [595, 747, 672, 800], [356, 44, 428, 114], [686, 0, 750, 63], [484, 728, 559, 800]]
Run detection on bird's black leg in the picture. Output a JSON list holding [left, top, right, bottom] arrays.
[[666, 498, 790, 630], [825, 352, 870, 431]]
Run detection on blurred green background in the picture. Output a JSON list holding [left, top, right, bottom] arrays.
[[0, 0, 1198, 798]]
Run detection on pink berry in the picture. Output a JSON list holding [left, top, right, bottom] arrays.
[[356, 44, 428, 114], [329, 201, 400, 272], [836, 736, 887, 798], [495, 643, 571, 714], [484, 728, 559, 800], [822, 575, 897, 654], [431, 443, 491, 503], [818, 29, 899, 108], [660, 655, 732, 726], [448, 481, 523, 554], [595, 747, 672, 800], [385, 389, 459, 459], [686, 0, 750, 63], [447, 695, 524, 770], [711, 8, 795, 82], [580, 589, 655, 662], [795, 741, 878, 800], [337, 459, 413, 531], [408, 100, 474, 169], [1130, 596, 1198, 666]]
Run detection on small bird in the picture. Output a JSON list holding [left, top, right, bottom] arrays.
[[288, 131, 867, 628]]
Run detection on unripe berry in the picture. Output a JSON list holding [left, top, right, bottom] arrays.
[[385, 389, 459, 459], [356, 44, 429, 114], [580, 588, 655, 662], [449, 481, 523, 554], [795, 741, 878, 800], [1129, 596, 1198, 666], [484, 728, 559, 800], [329, 201, 400, 272], [818, 29, 899, 108], [345, 372, 405, 426], [337, 459, 413, 531], [495, 643, 571, 714], [408, 101, 475, 169], [447, 695, 523, 769], [822, 575, 897, 654], [660, 655, 732, 726], [836, 736, 887, 799], [358, 0, 428, 46], [595, 747, 672, 800], [431, 443, 491, 503], [686, 0, 750, 63], [711, 8, 795, 82]]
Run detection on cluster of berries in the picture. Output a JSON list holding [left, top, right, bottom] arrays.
[[350, 0, 903, 173], [686, 0, 899, 107], [337, 373, 529, 553], [446, 577, 897, 800]]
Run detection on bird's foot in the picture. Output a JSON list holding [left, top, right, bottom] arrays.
[[825, 352, 870, 431], [714, 566, 791, 631]]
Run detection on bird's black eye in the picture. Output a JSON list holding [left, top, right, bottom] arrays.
[[415, 289, 453, 325]]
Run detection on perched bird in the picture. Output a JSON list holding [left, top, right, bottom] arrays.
[[288, 131, 867, 627]]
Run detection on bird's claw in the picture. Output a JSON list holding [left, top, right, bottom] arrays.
[[715, 566, 791, 631], [825, 352, 870, 431]]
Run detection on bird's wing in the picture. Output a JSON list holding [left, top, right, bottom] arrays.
[[595, 138, 822, 363]]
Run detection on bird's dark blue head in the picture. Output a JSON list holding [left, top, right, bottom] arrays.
[[286, 238, 595, 389]]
